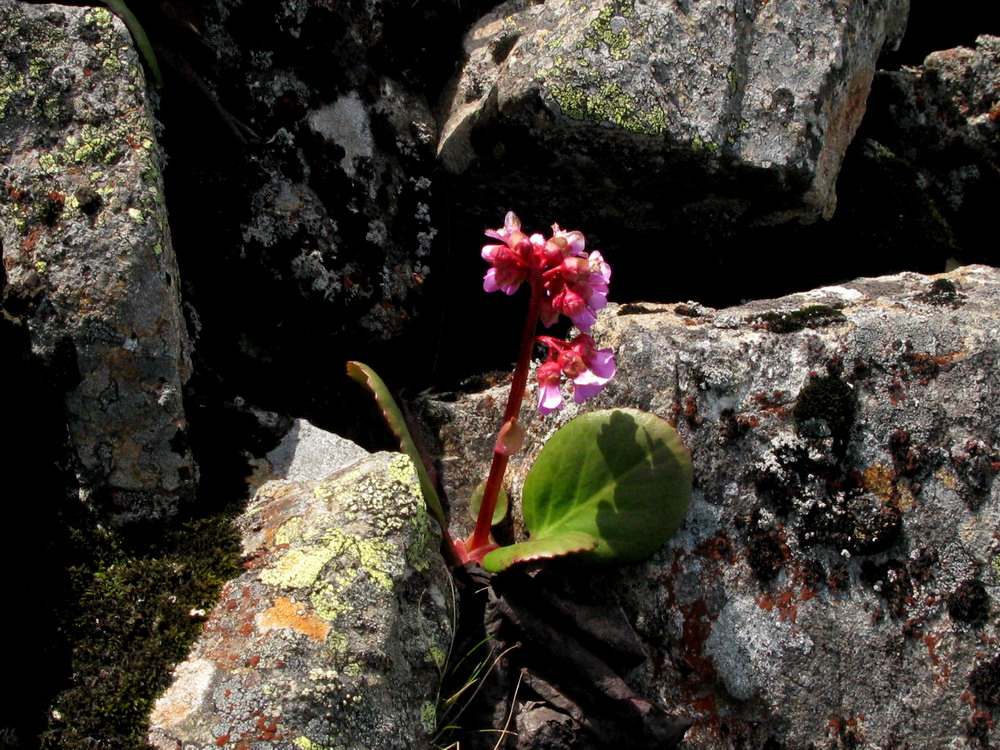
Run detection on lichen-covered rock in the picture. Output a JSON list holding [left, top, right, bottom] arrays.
[[438, 0, 907, 229], [0, 1, 194, 523], [148, 452, 453, 750], [423, 265, 999, 748], [175, 0, 440, 345], [866, 35, 1000, 264]]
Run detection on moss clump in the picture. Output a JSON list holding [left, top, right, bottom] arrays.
[[793, 374, 856, 448], [947, 579, 991, 626], [755, 305, 846, 334], [43, 512, 241, 749], [969, 656, 1000, 708], [916, 278, 966, 308]]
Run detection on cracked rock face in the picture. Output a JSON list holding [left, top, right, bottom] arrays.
[[438, 0, 909, 230], [422, 265, 999, 748], [0, 1, 195, 524], [149, 452, 453, 750]]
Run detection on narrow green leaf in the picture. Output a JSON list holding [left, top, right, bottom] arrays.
[[101, 0, 164, 87], [521, 408, 692, 563], [346, 362, 447, 533], [468, 479, 509, 526], [481, 531, 598, 573]]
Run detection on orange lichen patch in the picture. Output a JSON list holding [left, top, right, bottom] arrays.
[[257, 597, 330, 641], [862, 462, 895, 501], [756, 589, 797, 622], [693, 534, 736, 562], [925, 634, 940, 666], [20, 227, 42, 255]]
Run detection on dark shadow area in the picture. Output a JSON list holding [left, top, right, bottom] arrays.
[[0, 261, 78, 750]]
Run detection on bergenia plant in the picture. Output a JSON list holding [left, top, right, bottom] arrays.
[[349, 212, 691, 573]]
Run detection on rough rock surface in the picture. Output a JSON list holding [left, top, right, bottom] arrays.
[[423, 265, 1000, 748], [0, 1, 195, 524], [248, 418, 370, 491], [149, 452, 453, 750], [867, 34, 1000, 263], [438, 0, 908, 227]]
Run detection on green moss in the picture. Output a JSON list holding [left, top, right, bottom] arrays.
[[793, 374, 856, 448], [755, 305, 846, 333], [992, 553, 1000, 583], [44, 512, 241, 749]]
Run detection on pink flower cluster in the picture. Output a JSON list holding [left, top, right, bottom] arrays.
[[482, 212, 611, 333], [482, 212, 616, 414], [536, 334, 616, 414]]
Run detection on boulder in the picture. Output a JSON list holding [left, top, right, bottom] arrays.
[[148, 452, 454, 750], [0, 1, 195, 524], [866, 34, 1000, 264], [437, 0, 909, 229], [423, 265, 1000, 748]]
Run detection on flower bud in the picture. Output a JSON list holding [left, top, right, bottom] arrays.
[[495, 418, 525, 456]]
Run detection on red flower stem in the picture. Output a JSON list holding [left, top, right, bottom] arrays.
[[467, 272, 544, 553]]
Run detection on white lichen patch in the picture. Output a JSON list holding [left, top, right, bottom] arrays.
[[307, 93, 373, 178]]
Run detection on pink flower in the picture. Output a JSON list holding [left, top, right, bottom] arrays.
[[481, 213, 549, 295], [564, 334, 616, 403], [481, 210, 613, 332], [540, 251, 612, 331], [534, 334, 617, 414], [537, 360, 565, 415]]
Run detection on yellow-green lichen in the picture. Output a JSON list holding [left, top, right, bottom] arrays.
[[0, 68, 25, 119], [260, 546, 336, 589], [311, 578, 351, 621], [427, 645, 446, 669], [992, 553, 1000, 583], [274, 516, 303, 546], [293, 736, 335, 750], [126, 207, 143, 222], [691, 132, 721, 155], [327, 631, 349, 656], [550, 80, 665, 135], [35, 260, 48, 274], [583, 5, 630, 60], [420, 700, 436, 732], [85, 6, 115, 28]]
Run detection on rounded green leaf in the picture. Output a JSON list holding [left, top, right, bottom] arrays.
[[481, 531, 598, 573], [522, 408, 692, 563], [468, 479, 510, 526]]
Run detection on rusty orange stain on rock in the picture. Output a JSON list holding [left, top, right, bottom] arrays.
[[258, 597, 330, 641]]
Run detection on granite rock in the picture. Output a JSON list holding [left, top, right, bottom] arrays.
[[149, 451, 453, 750], [422, 265, 1000, 748], [438, 0, 909, 230], [0, 1, 195, 524]]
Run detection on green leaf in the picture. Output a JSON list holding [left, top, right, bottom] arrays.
[[481, 531, 598, 572], [520, 408, 691, 564], [101, 0, 164, 87], [468, 479, 509, 526], [346, 362, 447, 534]]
